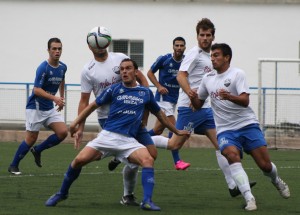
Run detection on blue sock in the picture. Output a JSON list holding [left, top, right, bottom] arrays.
[[10, 140, 31, 167], [142, 167, 155, 202], [168, 132, 173, 138], [34, 134, 62, 153], [148, 129, 155, 136], [59, 165, 82, 196], [171, 150, 181, 164]]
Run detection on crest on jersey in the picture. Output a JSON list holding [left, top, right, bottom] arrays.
[[169, 63, 173, 67], [224, 79, 231, 87], [113, 66, 120, 74], [138, 91, 145, 97], [50, 71, 53, 76], [119, 88, 124, 94]]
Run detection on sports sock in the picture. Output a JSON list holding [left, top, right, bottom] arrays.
[[215, 150, 236, 189], [171, 150, 181, 164], [34, 134, 62, 153], [142, 167, 155, 202], [123, 165, 139, 196], [151, 136, 168, 149], [60, 164, 82, 196], [10, 140, 31, 167], [229, 162, 254, 201], [148, 129, 155, 136], [263, 162, 278, 183]]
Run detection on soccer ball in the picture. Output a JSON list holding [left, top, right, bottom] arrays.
[[87, 26, 112, 49]]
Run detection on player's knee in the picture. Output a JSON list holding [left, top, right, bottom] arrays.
[[140, 156, 154, 167], [259, 161, 272, 172], [57, 128, 68, 140], [224, 151, 241, 163]]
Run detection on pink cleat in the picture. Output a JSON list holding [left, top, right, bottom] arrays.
[[174, 160, 191, 170]]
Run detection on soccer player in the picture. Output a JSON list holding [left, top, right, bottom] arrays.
[[8, 38, 68, 175], [147, 36, 190, 170], [151, 18, 255, 197], [75, 26, 156, 206], [191, 43, 290, 211], [45, 59, 190, 211]]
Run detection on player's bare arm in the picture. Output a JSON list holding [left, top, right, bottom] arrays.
[[33, 87, 65, 108], [136, 70, 149, 87], [154, 110, 190, 136], [218, 89, 249, 107], [177, 71, 197, 98], [147, 69, 168, 95]]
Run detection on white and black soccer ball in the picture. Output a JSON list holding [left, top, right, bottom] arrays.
[[87, 26, 112, 49]]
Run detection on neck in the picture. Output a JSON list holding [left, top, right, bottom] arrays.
[[48, 59, 59, 67], [94, 51, 108, 62], [217, 65, 230, 74]]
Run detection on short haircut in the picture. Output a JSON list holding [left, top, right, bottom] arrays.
[[48, 38, 62, 49], [173, 36, 186, 45], [120, 58, 138, 69], [196, 18, 215, 36], [211, 43, 232, 63]]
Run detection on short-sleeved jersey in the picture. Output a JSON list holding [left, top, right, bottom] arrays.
[[95, 82, 161, 137], [177, 46, 212, 108], [150, 53, 183, 104], [26, 60, 67, 111], [81, 52, 128, 119], [197, 67, 259, 134]]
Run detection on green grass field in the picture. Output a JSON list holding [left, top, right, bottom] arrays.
[[0, 142, 299, 215]]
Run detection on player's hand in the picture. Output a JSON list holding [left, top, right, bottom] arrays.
[[54, 97, 65, 111], [188, 88, 198, 99], [175, 129, 191, 137], [218, 88, 231, 100], [73, 130, 83, 150], [158, 86, 168, 95]]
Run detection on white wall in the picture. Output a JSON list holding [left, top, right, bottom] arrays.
[[1, 1, 300, 87]]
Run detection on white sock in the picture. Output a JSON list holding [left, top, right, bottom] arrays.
[[229, 162, 254, 201], [263, 162, 278, 183], [151, 135, 168, 149], [215, 150, 236, 189], [123, 165, 139, 196]]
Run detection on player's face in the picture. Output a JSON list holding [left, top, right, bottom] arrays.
[[48, 42, 62, 61], [120, 61, 137, 86], [89, 45, 108, 58], [211, 49, 229, 73], [173, 40, 186, 59], [197, 29, 214, 52]]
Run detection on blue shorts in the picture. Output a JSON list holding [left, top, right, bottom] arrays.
[[176, 107, 215, 135], [217, 124, 267, 156], [98, 119, 154, 146]]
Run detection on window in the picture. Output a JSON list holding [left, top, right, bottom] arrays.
[[109, 40, 144, 68]]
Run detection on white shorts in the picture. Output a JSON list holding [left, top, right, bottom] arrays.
[[86, 130, 145, 169], [25, 108, 64, 131], [157, 101, 176, 116]]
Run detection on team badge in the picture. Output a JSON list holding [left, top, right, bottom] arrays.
[[224, 79, 231, 87], [113, 66, 120, 74], [138, 91, 145, 97], [50, 71, 53, 76], [119, 88, 124, 94]]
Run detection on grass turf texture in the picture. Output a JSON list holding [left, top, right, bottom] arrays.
[[0, 142, 299, 215]]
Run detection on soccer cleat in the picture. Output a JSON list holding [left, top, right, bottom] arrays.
[[174, 160, 190, 170], [120, 194, 139, 206], [244, 198, 257, 211], [272, 177, 290, 199], [140, 200, 161, 211], [229, 181, 257, 197], [30, 147, 42, 167], [45, 193, 68, 206], [108, 157, 121, 171], [8, 166, 22, 175]]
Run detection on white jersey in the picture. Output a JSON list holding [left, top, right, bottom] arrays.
[[177, 46, 212, 108], [197, 67, 259, 134], [80, 52, 128, 119]]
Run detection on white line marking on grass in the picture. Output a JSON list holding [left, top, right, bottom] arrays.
[[1, 166, 299, 179]]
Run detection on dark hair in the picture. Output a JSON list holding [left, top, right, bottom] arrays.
[[120, 58, 138, 69], [48, 38, 62, 49], [173, 36, 186, 45], [196, 18, 215, 36], [211, 43, 232, 63]]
